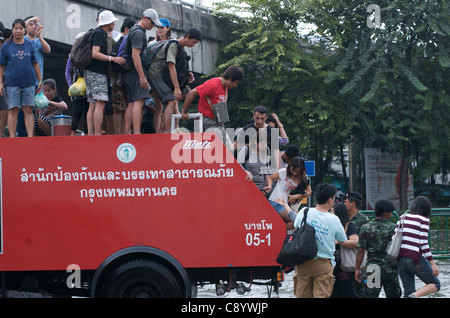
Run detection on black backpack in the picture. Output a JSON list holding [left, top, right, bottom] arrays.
[[162, 40, 191, 91], [70, 29, 95, 69]]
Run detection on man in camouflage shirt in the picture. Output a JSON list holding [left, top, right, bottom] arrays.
[[344, 192, 370, 233], [355, 199, 401, 298]]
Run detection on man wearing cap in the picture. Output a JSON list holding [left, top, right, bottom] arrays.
[[85, 10, 125, 135], [344, 191, 369, 233], [122, 9, 162, 135], [354, 199, 402, 298]]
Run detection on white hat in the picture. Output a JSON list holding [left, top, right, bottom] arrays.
[[98, 10, 119, 26], [143, 9, 163, 27]]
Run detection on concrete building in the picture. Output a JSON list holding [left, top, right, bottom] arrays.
[[0, 0, 224, 119]]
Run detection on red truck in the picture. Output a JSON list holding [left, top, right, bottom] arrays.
[[0, 132, 285, 298]]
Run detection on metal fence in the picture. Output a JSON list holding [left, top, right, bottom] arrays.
[[360, 209, 450, 259]]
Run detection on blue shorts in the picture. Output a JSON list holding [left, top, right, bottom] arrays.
[[6, 86, 35, 109], [269, 200, 287, 214]]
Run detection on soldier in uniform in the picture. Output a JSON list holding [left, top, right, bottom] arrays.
[[344, 192, 369, 232], [354, 199, 402, 298]]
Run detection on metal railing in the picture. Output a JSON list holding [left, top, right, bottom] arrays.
[[360, 209, 450, 259]]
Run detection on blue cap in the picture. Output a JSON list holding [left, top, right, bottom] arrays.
[[159, 18, 170, 27]]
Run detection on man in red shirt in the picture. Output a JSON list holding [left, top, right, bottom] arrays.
[[181, 65, 244, 150]]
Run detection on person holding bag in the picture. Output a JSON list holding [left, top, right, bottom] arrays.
[[181, 65, 244, 150], [396, 196, 440, 298], [291, 183, 347, 298]]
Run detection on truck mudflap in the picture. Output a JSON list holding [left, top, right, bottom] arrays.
[[0, 133, 286, 273]]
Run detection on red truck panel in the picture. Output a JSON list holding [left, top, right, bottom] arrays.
[[0, 133, 285, 272]]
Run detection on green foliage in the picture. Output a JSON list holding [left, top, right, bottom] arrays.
[[210, 0, 450, 200]]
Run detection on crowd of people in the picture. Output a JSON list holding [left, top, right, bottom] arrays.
[[277, 184, 441, 299], [0, 8, 441, 300], [0, 8, 243, 137]]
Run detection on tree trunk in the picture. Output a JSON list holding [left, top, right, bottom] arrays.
[[399, 140, 410, 210]]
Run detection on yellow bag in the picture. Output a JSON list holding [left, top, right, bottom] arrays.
[[68, 77, 86, 96]]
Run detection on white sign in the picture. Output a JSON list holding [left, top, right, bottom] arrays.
[[364, 148, 414, 210]]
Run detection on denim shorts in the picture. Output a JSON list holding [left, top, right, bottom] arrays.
[[5, 86, 35, 108], [269, 200, 286, 214], [397, 256, 441, 296]]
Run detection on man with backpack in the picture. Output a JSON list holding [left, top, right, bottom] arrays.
[[148, 28, 202, 133], [122, 9, 162, 135], [83, 10, 126, 135]]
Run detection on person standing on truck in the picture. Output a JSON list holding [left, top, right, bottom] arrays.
[[148, 27, 202, 133], [122, 9, 162, 135], [181, 65, 244, 149], [14, 15, 52, 137], [0, 18, 43, 138], [85, 10, 125, 135]]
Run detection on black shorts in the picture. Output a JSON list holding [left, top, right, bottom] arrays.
[[148, 78, 175, 104], [122, 71, 151, 103]]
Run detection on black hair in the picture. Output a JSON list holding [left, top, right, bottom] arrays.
[[284, 145, 301, 159], [8, 19, 26, 43], [346, 195, 361, 209], [334, 203, 349, 227], [121, 17, 136, 33], [43, 78, 57, 90], [185, 27, 202, 41], [222, 65, 244, 82], [410, 196, 432, 218], [265, 113, 276, 125], [315, 183, 337, 205], [253, 105, 268, 116], [286, 157, 306, 180]]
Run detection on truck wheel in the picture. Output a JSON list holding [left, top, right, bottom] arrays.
[[100, 259, 184, 298]]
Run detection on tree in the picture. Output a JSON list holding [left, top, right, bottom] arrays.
[[302, 0, 450, 208], [211, 0, 356, 185]]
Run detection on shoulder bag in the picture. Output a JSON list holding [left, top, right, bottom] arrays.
[[386, 214, 406, 260], [340, 223, 367, 272], [276, 208, 318, 268]]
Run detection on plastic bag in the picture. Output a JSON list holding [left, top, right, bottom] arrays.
[[68, 77, 86, 97], [34, 92, 49, 109]]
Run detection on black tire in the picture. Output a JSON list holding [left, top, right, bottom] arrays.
[[100, 259, 184, 298]]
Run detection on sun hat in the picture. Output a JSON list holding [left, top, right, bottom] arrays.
[[98, 10, 119, 26]]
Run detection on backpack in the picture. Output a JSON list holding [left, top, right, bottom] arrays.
[[162, 40, 191, 91], [146, 40, 169, 65], [70, 29, 95, 69], [110, 35, 131, 74]]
